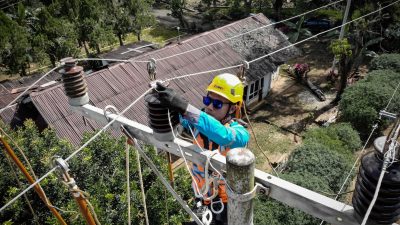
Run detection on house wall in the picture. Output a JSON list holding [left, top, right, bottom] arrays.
[[245, 68, 279, 106]]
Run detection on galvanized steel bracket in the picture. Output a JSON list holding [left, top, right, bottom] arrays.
[[227, 183, 269, 202]]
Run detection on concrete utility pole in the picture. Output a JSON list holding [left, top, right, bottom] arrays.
[[330, 0, 352, 72], [227, 148, 255, 225]]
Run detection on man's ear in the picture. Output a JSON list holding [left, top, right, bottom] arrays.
[[229, 104, 237, 114]]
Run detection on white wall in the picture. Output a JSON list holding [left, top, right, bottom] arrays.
[[245, 68, 278, 106]]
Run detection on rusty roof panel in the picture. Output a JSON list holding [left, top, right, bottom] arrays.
[[29, 14, 299, 146]]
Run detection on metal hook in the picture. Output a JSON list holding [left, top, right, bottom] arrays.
[[147, 58, 157, 81], [103, 105, 120, 122], [210, 198, 224, 214]]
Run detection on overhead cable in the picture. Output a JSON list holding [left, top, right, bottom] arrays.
[[0, 66, 59, 114], [2, 1, 399, 213], [0, 88, 153, 212], [157, 0, 344, 62], [318, 80, 400, 225], [0, 0, 344, 113]]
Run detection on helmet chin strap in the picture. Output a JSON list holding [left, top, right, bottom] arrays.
[[221, 102, 241, 124]]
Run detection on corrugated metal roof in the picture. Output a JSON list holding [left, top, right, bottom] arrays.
[[30, 14, 299, 146], [99, 41, 157, 61], [0, 71, 61, 123]]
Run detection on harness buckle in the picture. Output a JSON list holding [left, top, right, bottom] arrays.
[[210, 198, 224, 214]]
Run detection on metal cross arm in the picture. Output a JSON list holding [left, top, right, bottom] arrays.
[[72, 104, 397, 225]]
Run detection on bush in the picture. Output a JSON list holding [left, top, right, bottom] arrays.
[[285, 142, 353, 193], [0, 121, 193, 224], [339, 69, 400, 136], [369, 54, 400, 72], [304, 123, 361, 154]]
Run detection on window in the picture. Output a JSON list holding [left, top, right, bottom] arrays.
[[248, 79, 262, 100]]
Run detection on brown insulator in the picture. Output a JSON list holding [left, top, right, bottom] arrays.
[[59, 58, 89, 106]]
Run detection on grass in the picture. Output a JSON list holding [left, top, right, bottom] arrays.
[[125, 24, 179, 46], [247, 121, 298, 171]]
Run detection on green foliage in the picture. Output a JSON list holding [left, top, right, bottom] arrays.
[[303, 123, 361, 153], [0, 12, 30, 76], [286, 142, 353, 192], [131, 0, 156, 40], [315, 9, 342, 22], [0, 121, 193, 224], [330, 39, 352, 59], [284, 16, 312, 43], [33, 8, 80, 66], [369, 53, 400, 72], [339, 69, 400, 136], [254, 124, 359, 224]]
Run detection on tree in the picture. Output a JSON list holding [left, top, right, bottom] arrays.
[[33, 8, 79, 67], [254, 123, 359, 224], [330, 39, 353, 103], [0, 120, 193, 224], [130, 0, 156, 41], [369, 53, 400, 72], [111, 6, 132, 46], [339, 68, 400, 137], [171, 0, 189, 29], [273, 0, 283, 20], [0, 12, 30, 76]]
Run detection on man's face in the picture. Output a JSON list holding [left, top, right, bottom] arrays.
[[204, 92, 233, 121]]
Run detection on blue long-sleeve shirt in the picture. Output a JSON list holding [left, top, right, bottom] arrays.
[[180, 105, 250, 149]]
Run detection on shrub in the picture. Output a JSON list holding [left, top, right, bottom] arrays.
[[304, 123, 361, 154], [339, 69, 400, 136], [369, 54, 400, 72], [0, 121, 192, 224], [285, 142, 353, 193]]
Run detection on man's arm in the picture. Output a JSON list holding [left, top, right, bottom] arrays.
[[183, 105, 249, 148]]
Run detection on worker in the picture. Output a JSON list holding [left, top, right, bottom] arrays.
[[155, 73, 250, 225]]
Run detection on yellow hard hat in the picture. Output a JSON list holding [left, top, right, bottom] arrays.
[[206, 73, 244, 104]]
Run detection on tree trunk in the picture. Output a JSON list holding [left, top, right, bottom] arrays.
[[118, 34, 124, 46], [273, 0, 283, 20], [96, 44, 101, 55], [83, 41, 90, 57], [20, 65, 27, 77], [137, 31, 141, 41], [334, 56, 351, 103]]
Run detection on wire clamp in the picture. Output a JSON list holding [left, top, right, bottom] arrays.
[[147, 58, 157, 81], [226, 183, 269, 202], [52, 155, 70, 177], [103, 105, 120, 122], [237, 60, 249, 84]]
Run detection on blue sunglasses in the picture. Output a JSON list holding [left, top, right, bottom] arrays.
[[203, 96, 230, 109]]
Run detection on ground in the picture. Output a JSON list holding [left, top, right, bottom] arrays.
[[246, 39, 369, 173]]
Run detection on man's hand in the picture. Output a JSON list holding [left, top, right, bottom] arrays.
[[156, 82, 189, 114]]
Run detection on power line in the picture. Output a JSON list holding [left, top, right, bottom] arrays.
[[318, 80, 400, 225], [0, 1, 344, 112], [156, 0, 344, 62], [243, 103, 280, 177], [0, 88, 152, 213], [2, 1, 399, 213], [0, 66, 59, 114], [1, 0, 23, 10]]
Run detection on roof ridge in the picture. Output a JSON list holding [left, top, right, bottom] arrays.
[[133, 13, 268, 60]]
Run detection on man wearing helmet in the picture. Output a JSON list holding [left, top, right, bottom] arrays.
[[156, 73, 250, 225]]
